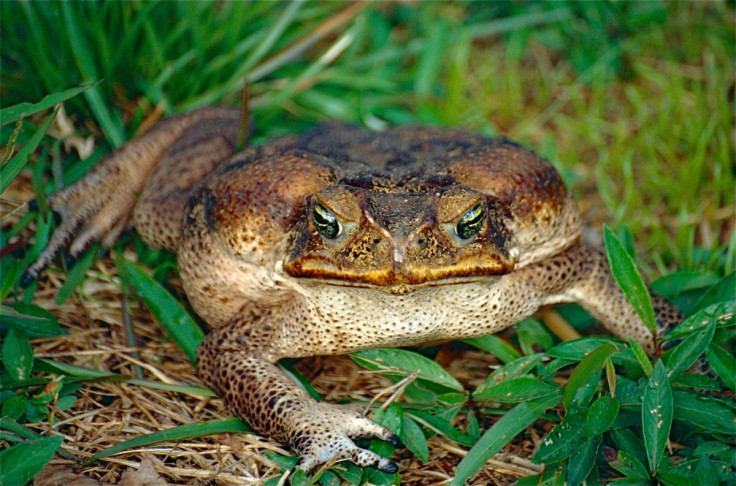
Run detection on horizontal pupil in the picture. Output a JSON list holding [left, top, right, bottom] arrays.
[[314, 205, 335, 226]]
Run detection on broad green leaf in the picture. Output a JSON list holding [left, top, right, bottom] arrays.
[[87, 418, 249, 462], [567, 435, 601, 485], [2, 326, 34, 381], [694, 455, 719, 486], [473, 377, 560, 404], [690, 271, 736, 313], [663, 300, 735, 340], [610, 429, 648, 471], [642, 360, 673, 475], [0, 105, 59, 194], [290, 470, 309, 486], [603, 225, 657, 334], [120, 260, 205, 364], [650, 270, 720, 299], [400, 413, 429, 463], [351, 348, 463, 392], [0, 436, 64, 485], [546, 338, 637, 368], [55, 245, 100, 304], [563, 342, 618, 410], [477, 353, 543, 394], [672, 391, 736, 435], [533, 410, 588, 464], [0, 303, 63, 337], [0, 82, 100, 124], [585, 396, 620, 437], [605, 447, 650, 481], [262, 450, 299, 471], [463, 334, 521, 363], [449, 390, 562, 486], [1, 395, 26, 420], [705, 344, 736, 391], [663, 314, 715, 378]]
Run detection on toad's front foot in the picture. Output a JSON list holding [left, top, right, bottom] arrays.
[[289, 402, 400, 473]]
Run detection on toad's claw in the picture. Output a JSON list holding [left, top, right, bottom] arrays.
[[290, 403, 399, 473]]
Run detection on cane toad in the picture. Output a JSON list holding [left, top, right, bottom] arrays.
[[26, 107, 682, 473]]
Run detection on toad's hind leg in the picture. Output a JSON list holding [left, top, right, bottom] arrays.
[[133, 108, 241, 251], [25, 107, 240, 279]]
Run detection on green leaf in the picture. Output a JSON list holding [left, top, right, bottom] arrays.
[[547, 338, 637, 368], [262, 450, 299, 471], [642, 360, 673, 475], [399, 413, 429, 463], [473, 377, 561, 404], [351, 348, 464, 392], [55, 244, 100, 304], [690, 271, 736, 313], [605, 447, 650, 481], [563, 342, 618, 410], [533, 410, 588, 464], [463, 334, 521, 363], [449, 390, 562, 485], [87, 418, 249, 462], [567, 435, 601, 486], [0, 82, 100, 125], [694, 455, 719, 486], [672, 391, 736, 435], [650, 270, 721, 299], [603, 225, 657, 334], [120, 260, 205, 364], [585, 396, 620, 437], [2, 326, 34, 381], [663, 300, 735, 340], [290, 469, 310, 486], [705, 344, 736, 391], [0, 303, 63, 337], [0, 435, 64, 485], [627, 338, 653, 378], [0, 105, 59, 194], [663, 313, 715, 378], [1, 395, 26, 420], [406, 408, 473, 447]]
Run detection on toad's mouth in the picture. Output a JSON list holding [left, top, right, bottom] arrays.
[[292, 274, 503, 295], [281, 253, 513, 289]]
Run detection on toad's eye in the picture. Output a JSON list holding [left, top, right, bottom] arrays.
[[455, 202, 484, 240], [313, 203, 342, 239]]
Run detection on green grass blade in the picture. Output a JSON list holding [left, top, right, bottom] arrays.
[[449, 390, 562, 485], [0, 106, 58, 194], [563, 341, 618, 410], [627, 337, 653, 378], [119, 260, 205, 364], [59, 2, 124, 146], [86, 418, 250, 463], [603, 225, 657, 335], [0, 82, 99, 125], [642, 360, 673, 475], [55, 245, 99, 305]]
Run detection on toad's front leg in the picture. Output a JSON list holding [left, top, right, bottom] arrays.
[[196, 325, 400, 473]]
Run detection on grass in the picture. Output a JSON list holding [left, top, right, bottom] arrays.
[[1, 2, 734, 485]]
